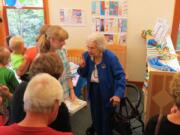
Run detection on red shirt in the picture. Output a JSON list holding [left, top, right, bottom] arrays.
[[0, 124, 73, 135], [25, 46, 38, 64]]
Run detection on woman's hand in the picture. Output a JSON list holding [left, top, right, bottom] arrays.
[[70, 88, 77, 102], [110, 96, 121, 106], [79, 55, 86, 68]]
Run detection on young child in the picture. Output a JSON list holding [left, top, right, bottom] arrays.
[[9, 35, 26, 71], [0, 47, 19, 123]]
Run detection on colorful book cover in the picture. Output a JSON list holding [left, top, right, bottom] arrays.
[[119, 18, 127, 33], [100, 1, 105, 16], [120, 0, 128, 16], [109, 1, 119, 16], [92, 1, 100, 16], [91, 1, 97, 15], [105, 1, 109, 17], [96, 1, 100, 16]]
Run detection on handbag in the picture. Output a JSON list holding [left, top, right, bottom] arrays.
[[110, 98, 131, 135]]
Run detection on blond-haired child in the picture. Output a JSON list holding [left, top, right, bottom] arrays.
[[9, 35, 26, 71]]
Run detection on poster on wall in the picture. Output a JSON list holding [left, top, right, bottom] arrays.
[[91, 0, 128, 44], [60, 8, 86, 26], [109, 1, 119, 16], [119, 0, 128, 17]]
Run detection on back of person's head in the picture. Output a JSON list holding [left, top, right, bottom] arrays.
[[38, 25, 68, 53], [9, 35, 24, 53], [0, 47, 10, 65], [23, 73, 63, 113], [46, 25, 69, 41], [87, 33, 106, 51], [169, 72, 180, 110], [36, 24, 50, 42], [29, 52, 64, 79]]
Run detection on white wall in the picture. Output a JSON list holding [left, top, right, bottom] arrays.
[[48, 0, 175, 81], [48, 0, 92, 49], [127, 0, 175, 81]]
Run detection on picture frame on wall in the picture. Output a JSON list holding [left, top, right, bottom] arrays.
[[60, 8, 86, 26]]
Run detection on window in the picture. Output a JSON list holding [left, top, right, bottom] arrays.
[[3, 0, 49, 47]]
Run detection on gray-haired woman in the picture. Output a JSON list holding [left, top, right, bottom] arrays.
[[78, 33, 126, 135]]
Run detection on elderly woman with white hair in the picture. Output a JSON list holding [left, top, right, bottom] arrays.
[[78, 33, 126, 135]]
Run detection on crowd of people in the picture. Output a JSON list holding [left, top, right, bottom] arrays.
[[0, 23, 179, 135], [0, 25, 76, 135]]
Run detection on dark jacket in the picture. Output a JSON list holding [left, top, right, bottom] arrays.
[[144, 115, 180, 135]]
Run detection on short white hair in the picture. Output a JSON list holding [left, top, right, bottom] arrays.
[[24, 73, 63, 113], [86, 33, 106, 51], [9, 35, 24, 52]]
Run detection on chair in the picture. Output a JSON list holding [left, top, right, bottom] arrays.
[[67, 48, 85, 64], [106, 44, 127, 79], [111, 83, 144, 135]]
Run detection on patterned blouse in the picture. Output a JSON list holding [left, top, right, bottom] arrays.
[[57, 49, 73, 99]]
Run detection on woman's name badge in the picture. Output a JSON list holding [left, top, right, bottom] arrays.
[[101, 64, 106, 69]]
